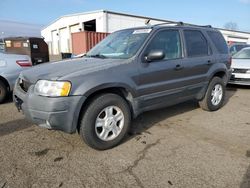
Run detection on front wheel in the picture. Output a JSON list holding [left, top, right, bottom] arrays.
[[199, 77, 225, 111], [79, 93, 131, 150]]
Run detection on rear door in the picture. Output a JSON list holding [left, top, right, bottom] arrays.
[[180, 29, 214, 96]]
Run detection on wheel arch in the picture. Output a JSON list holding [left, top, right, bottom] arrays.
[[211, 71, 227, 85], [197, 69, 228, 101], [76, 86, 137, 132]]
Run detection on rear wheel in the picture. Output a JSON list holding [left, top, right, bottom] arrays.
[[79, 93, 131, 150], [0, 80, 7, 104], [199, 77, 225, 111]]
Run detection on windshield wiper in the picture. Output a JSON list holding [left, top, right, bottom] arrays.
[[86, 54, 107, 59]]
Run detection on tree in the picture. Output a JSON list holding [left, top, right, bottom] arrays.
[[224, 22, 239, 30]]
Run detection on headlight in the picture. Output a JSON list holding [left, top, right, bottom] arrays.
[[34, 80, 71, 97]]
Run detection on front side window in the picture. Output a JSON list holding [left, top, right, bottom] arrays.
[[184, 30, 208, 57], [145, 30, 182, 60]]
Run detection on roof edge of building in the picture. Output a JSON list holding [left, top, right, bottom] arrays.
[[217, 28, 250, 35], [41, 9, 106, 30], [41, 9, 176, 31], [41, 9, 250, 35]]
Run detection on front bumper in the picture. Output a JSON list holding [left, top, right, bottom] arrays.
[[13, 82, 86, 133], [228, 73, 250, 86]]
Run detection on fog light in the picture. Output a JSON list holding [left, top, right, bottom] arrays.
[[46, 120, 52, 129], [39, 121, 52, 129]]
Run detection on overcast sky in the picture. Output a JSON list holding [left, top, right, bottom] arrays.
[[0, 0, 250, 32]]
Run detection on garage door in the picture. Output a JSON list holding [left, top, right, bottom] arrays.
[[59, 27, 69, 53], [51, 30, 59, 55], [70, 24, 80, 33]]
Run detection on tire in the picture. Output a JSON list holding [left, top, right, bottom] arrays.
[[0, 80, 7, 104], [79, 93, 131, 150], [199, 77, 225, 111]]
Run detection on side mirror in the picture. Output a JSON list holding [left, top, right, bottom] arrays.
[[145, 50, 165, 62]]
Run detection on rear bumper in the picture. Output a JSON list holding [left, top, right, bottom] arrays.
[[13, 82, 86, 133]]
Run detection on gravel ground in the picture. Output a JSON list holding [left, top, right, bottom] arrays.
[[0, 85, 250, 188]]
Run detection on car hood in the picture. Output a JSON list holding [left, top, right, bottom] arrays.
[[231, 58, 250, 69], [20, 57, 127, 83]]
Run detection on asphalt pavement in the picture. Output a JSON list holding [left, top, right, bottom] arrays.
[[0, 85, 250, 188]]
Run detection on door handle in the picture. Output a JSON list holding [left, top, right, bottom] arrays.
[[175, 64, 183, 70]]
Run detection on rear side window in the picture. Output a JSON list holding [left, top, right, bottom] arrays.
[[207, 31, 228, 54], [184, 30, 208, 57]]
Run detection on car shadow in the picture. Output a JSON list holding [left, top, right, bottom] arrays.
[[224, 85, 238, 105], [227, 84, 250, 89], [226, 84, 250, 105], [123, 87, 237, 143], [129, 100, 199, 136], [0, 119, 33, 137], [240, 150, 250, 188]]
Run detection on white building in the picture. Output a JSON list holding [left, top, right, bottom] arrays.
[[41, 10, 250, 55], [219, 29, 250, 44]]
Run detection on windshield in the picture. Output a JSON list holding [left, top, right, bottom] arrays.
[[86, 29, 152, 59], [233, 48, 250, 59]]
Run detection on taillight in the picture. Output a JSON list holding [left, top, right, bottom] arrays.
[[16, 60, 32, 67]]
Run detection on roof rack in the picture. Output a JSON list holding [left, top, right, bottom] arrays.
[[153, 21, 212, 28], [153, 21, 184, 27]]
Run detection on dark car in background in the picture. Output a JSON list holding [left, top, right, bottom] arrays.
[[229, 43, 250, 56], [3, 37, 49, 65], [14, 23, 231, 150]]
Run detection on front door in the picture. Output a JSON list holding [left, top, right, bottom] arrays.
[[137, 29, 188, 110]]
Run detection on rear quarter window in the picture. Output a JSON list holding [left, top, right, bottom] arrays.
[[207, 31, 228, 54]]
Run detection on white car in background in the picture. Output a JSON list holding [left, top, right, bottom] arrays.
[[0, 52, 32, 103], [229, 47, 250, 86]]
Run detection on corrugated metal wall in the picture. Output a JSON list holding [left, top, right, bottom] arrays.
[[72, 31, 109, 55]]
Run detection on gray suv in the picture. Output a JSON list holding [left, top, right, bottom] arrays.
[[13, 23, 231, 150]]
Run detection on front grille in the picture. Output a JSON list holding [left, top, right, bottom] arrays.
[[232, 68, 248, 73], [19, 78, 32, 92]]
